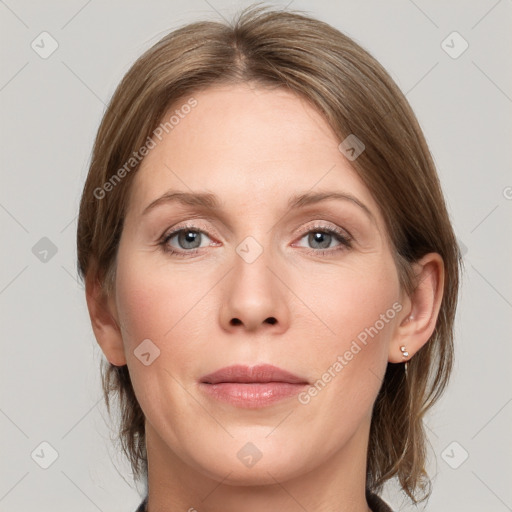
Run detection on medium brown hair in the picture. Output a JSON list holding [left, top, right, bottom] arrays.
[[77, 3, 462, 504]]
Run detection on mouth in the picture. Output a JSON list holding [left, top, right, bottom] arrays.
[[198, 364, 309, 409]]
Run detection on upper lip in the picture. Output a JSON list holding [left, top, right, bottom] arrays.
[[200, 364, 309, 385]]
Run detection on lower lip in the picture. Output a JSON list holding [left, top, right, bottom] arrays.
[[199, 382, 308, 408]]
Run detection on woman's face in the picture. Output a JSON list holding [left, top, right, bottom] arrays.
[[111, 82, 406, 485]]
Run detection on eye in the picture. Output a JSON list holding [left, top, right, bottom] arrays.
[[158, 222, 352, 258], [159, 225, 215, 256], [293, 224, 352, 255]]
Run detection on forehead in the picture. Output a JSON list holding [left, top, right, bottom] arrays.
[[127, 83, 380, 224]]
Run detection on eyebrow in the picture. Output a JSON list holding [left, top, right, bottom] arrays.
[[141, 190, 375, 222]]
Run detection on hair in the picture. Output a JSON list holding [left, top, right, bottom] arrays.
[[77, 3, 462, 505]]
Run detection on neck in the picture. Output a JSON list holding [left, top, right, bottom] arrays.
[[143, 420, 373, 512]]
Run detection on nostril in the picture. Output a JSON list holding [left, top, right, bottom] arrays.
[[229, 317, 277, 326]]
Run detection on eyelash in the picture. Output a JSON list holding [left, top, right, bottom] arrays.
[[158, 222, 353, 258]]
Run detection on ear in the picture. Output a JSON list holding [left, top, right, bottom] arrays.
[[84, 267, 127, 366], [389, 253, 445, 363]]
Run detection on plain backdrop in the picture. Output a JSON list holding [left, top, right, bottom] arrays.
[[1, 1, 511, 511]]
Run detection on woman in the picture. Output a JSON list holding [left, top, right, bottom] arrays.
[[77, 5, 462, 511]]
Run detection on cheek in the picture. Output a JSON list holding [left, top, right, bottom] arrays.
[[116, 264, 188, 340], [295, 258, 400, 348], [114, 251, 218, 369], [113, 255, 210, 418], [115, 271, 167, 345], [293, 263, 400, 437]]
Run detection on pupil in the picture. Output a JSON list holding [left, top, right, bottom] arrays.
[[310, 232, 330, 249], [180, 230, 200, 249]]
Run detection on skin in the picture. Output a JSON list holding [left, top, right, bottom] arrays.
[[86, 82, 444, 512]]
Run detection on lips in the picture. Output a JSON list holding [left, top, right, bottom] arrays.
[[198, 364, 309, 408], [200, 364, 309, 385]]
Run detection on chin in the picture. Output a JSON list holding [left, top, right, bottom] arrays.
[[189, 441, 312, 486], [207, 462, 300, 487]]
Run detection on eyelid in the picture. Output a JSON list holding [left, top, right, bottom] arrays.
[[293, 220, 353, 240], [160, 219, 352, 242], [161, 220, 220, 241]]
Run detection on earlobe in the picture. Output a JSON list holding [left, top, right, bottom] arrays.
[[85, 270, 127, 367], [389, 253, 445, 363]]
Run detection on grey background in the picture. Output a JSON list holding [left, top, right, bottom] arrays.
[[1, 1, 511, 511]]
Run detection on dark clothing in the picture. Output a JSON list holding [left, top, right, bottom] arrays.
[[135, 489, 393, 511], [135, 495, 147, 512], [135, 495, 146, 512], [366, 488, 394, 512]]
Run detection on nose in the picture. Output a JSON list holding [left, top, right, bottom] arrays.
[[219, 245, 290, 334]]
